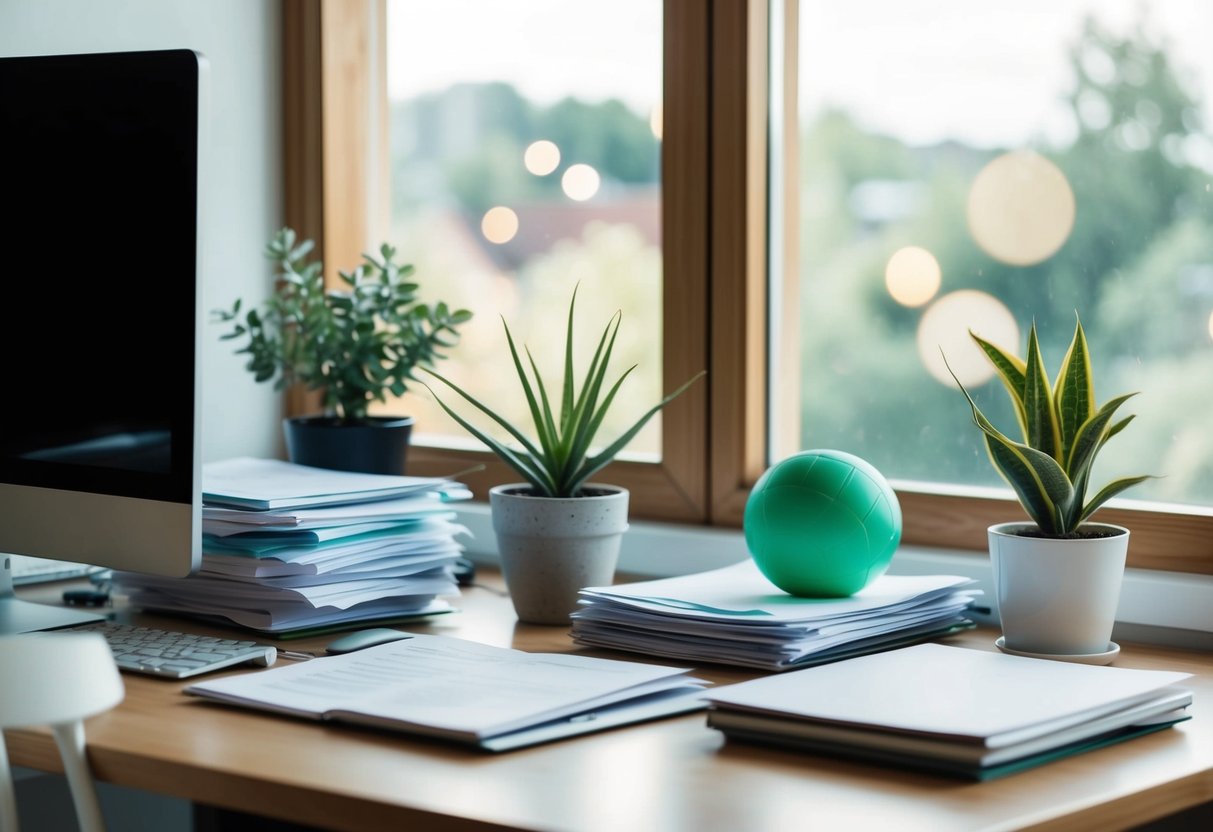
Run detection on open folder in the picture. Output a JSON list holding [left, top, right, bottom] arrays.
[[185, 634, 710, 752]]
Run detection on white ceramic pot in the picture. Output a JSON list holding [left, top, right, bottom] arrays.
[[490, 483, 629, 625], [988, 521, 1129, 656]]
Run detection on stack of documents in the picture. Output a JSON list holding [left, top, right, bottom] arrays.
[[570, 559, 981, 671], [185, 632, 710, 751], [115, 457, 472, 635], [704, 642, 1194, 780]]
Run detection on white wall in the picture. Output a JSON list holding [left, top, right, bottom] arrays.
[[0, 0, 284, 463], [2, 6, 283, 826]]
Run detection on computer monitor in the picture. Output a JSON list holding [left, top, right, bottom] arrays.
[[0, 48, 207, 634]]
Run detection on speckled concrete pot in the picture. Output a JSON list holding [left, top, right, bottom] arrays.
[[490, 483, 630, 625]]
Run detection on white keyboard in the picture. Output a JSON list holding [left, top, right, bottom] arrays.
[[70, 621, 277, 679], [8, 554, 107, 585]]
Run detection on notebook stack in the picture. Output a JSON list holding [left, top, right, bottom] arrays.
[[704, 642, 1194, 780], [570, 559, 981, 671], [114, 457, 472, 636]]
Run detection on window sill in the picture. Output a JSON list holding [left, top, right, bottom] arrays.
[[453, 502, 1213, 650]]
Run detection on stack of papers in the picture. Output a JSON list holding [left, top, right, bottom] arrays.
[[186, 633, 711, 751], [570, 560, 980, 671], [115, 458, 473, 635], [704, 642, 1194, 780], [200, 456, 472, 510]]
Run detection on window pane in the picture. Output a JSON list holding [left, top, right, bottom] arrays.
[[382, 1, 664, 460], [793, 1, 1213, 506]]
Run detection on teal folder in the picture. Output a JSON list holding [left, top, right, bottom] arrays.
[[714, 716, 1191, 780]]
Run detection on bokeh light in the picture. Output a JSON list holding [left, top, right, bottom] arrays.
[[480, 206, 519, 244], [650, 103, 663, 140], [966, 150, 1076, 266], [917, 290, 1020, 387], [523, 140, 560, 176], [885, 246, 942, 307], [562, 163, 601, 201]]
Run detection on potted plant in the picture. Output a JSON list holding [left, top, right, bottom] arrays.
[[423, 285, 706, 625], [215, 227, 472, 475], [945, 314, 1153, 661]]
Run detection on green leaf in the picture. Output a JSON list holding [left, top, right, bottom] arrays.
[[422, 383, 557, 496], [560, 284, 579, 438], [945, 353, 1073, 533], [501, 318, 556, 464], [559, 311, 622, 487], [1065, 392, 1136, 486], [1105, 415, 1135, 441], [421, 367, 548, 464], [1077, 475, 1154, 525], [969, 330, 1028, 437], [565, 364, 638, 487], [569, 370, 706, 495], [525, 346, 561, 462], [970, 395, 1074, 534], [1022, 323, 1061, 461], [1053, 315, 1095, 464], [981, 433, 1074, 534]]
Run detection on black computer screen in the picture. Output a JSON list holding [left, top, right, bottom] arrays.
[[0, 49, 201, 503]]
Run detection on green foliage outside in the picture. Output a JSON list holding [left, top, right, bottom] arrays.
[[800, 15, 1213, 505], [382, 11, 1213, 506], [391, 82, 659, 217], [386, 86, 665, 455]]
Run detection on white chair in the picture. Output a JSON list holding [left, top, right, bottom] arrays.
[[0, 632, 124, 832]]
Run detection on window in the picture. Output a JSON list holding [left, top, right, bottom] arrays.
[[282, 0, 755, 525], [282, 0, 1212, 576], [781, 0, 1213, 571], [380, 1, 665, 460]]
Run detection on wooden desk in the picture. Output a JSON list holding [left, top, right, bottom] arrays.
[[7, 573, 1213, 832]]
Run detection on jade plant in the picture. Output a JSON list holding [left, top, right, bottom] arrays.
[[215, 227, 472, 422], [422, 285, 706, 498], [945, 315, 1152, 538]]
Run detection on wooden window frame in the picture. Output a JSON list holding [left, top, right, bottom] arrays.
[[281, 0, 1213, 575]]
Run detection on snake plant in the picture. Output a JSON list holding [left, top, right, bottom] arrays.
[[423, 286, 705, 498], [946, 315, 1152, 537]]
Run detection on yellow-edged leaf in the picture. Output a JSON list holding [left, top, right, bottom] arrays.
[[1054, 314, 1095, 463]]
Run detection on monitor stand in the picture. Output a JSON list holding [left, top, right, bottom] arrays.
[[0, 555, 105, 635]]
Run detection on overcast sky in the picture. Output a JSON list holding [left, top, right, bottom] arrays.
[[800, 0, 1213, 148], [386, 1, 1213, 150], [386, 0, 661, 113]]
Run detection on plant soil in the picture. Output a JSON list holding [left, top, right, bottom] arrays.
[[1011, 527, 1125, 540], [502, 486, 620, 499]]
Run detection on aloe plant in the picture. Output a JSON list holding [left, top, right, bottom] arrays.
[[945, 315, 1152, 538], [423, 286, 706, 498]]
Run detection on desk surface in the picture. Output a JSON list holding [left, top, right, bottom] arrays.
[[7, 572, 1213, 832]]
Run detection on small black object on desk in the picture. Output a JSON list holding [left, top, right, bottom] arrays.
[[453, 557, 476, 587], [63, 589, 111, 608]]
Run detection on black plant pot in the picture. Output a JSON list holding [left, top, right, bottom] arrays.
[[283, 415, 414, 475]]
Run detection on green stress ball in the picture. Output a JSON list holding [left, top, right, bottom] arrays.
[[744, 449, 902, 597]]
